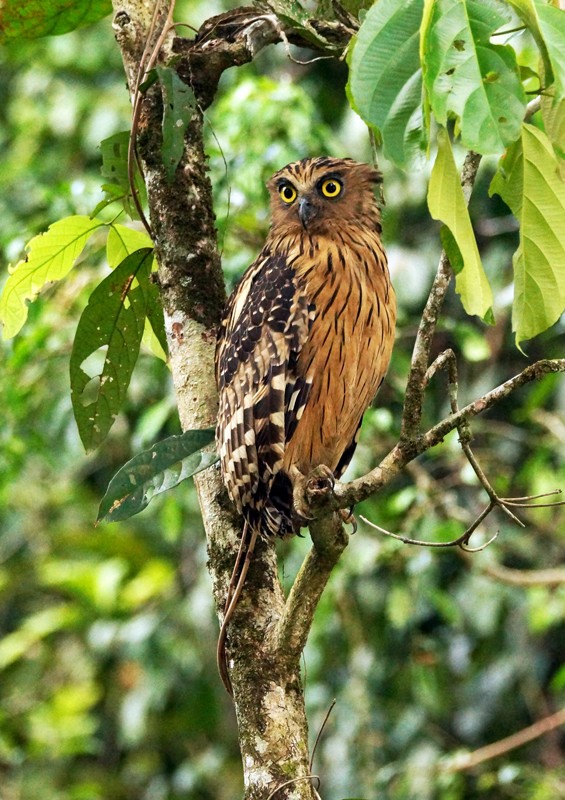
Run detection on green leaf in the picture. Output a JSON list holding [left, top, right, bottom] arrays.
[[97, 429, 218, 523], [489, 123, 565, 345], [428, 129, 494, 320], [70, 248, 153, 451], [421, 0, 526, 154], [99, 131, 145, 219], [0, 0, 112, 40], [106, 224, 154, 269], [541, 93, 565, 176], [507, 0, 554, 89], [106, 225, 167, 359], [262, 0, 336, 49], [155, 67, 196, 183], [347, 0, 426, 167], [0, 215, 105, 339], [535, 0, 565, 103], [143, 278, 168, 360]]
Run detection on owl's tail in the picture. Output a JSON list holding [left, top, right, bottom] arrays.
[[261, 470, 297, 537]]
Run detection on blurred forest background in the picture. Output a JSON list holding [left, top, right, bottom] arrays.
[[1, 1, 564, 798]]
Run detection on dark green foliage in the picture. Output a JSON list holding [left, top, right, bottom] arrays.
[[155, 67, 196, 183], [97, 429, 217, 523], [0, 0, 112, 40], [70, 249, 154, 450]]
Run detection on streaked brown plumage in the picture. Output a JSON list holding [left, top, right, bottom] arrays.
[[216, 156, 396, 539]]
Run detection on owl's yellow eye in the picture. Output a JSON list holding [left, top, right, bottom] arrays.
[[319, 178, 343, 198], [278, 183, 297, 204]]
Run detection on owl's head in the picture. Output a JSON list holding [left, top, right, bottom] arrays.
[[267, 156, 382, 235]]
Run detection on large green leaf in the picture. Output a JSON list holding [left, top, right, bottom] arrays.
[[507, 0, 554, 89], [541, 92, 565, 176], [535, 0, 565, 103], [428, 129, 494, 320], [106, 225, 167, 359], [0, 215, 105, 339], [347, 0, 426, 167], [155, 67, 196, 183], [0, 0, 111, 40], [421, 0, 526, 154], [489, 123, 565, 345], [70, 248, 154, 451], [97, 429, 218, 523]]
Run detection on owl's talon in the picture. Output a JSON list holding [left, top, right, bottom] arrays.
[[340, 507, 358, 533]]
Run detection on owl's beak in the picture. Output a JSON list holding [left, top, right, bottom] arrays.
[[298, 196, 317, 228]]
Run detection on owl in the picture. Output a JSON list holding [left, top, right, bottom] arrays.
[[215, 157, 396, 540]]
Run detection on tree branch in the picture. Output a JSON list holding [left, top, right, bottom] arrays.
[[444, 707, 565, 772], [481, 562, 565, 587], [333, 358, 565, 510], [400, 150, 482, 441], [273, 511, 348, 659]]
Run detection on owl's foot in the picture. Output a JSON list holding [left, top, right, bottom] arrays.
[[339, 507, 358, 533], [291, 464, 336, 527], [306, 464, 335, 496]]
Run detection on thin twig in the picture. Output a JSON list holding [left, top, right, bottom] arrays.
[[482, 562, 565, 587], [265, 775, 321, 800], [217, 520, 259, 695], [128, 0, 177, 236], [423, 360, 565, 452], [359, 505, 498, 552], [444, 707, 565, 772], [310, 699, 336, 773], [400, 151, 482, 442], [333, 359, 565, 511]]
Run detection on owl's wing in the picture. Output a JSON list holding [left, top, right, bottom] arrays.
[[216, 249, 314, 514]]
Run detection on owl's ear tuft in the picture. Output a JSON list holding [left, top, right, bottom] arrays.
[[363, 165, 383, 185]]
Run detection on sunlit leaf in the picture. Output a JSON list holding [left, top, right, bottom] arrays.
[[106, 224, 154, 268], [155, 67, 196, 183], [541, 93, 565, 177], [347, 0, 426, 167], [489, 123, 565, 345], [421, 0, 526, 154], [97, 429, 217, 523], [0, 0, 111, 40], [70, 248, 154, 451], [535, 0, 565, 103], [428, 129, 494, 320], [507, 0, 554, 89], [0, 215, 105, 339]]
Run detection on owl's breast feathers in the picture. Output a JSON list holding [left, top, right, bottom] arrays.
[[216, 226, 396, 537]]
